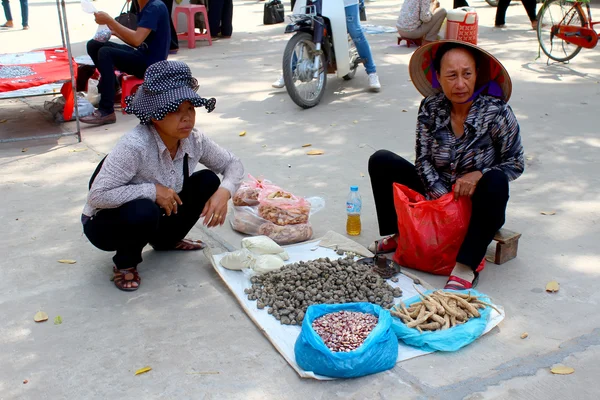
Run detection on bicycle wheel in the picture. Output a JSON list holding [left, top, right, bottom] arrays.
[[537, 0, 585, 62]]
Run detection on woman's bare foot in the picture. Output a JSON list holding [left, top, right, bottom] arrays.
[[531, 20, 539, 30], [1, 21, 14, 28]]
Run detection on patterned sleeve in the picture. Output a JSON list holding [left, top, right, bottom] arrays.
[[87, 140, 156, 209], [484, 103, 525, 181], [415, 98, 447, 199], [195, 132, 245, 196], [419, 0, 433, 23]]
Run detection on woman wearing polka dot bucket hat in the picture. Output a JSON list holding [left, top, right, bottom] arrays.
[[82, 60, 245, 292]]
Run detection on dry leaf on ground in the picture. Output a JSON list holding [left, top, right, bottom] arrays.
[[302, 144, 312, 148], [23, 380, 28, 384], [352, 120, 358, 124], [0, 119, 8, 123], [550, 365, 574, 375], [360, 173, 365, 177], [34, 311, 48, 322], [520, 332, 529, 339], [58, 259, 77, 264], [540, 211, 556, 216], [21, 148, 28, 153], [239, 131, 246, 137], [306, 150, 324, 156], [546, 281, 560, 293], [70, 148, 87, 152], [135, 366, 152, 375], [54, 316, 62, 325]]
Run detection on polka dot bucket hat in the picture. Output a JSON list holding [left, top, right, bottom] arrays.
[[124, 60, 216, 125]]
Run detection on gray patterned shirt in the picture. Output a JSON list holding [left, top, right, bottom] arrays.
[[416, 93, 524, 199], [83, 124, 244, 217]]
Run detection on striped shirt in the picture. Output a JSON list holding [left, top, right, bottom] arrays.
[[83, 124, 244, 218], [415, 93, 524, 199]]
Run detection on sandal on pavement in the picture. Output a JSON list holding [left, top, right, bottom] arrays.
[[368, 235, 398, 254], [173, 238, 206, 251], [113, 267, 141, 292], [444, 271, 479, 291]]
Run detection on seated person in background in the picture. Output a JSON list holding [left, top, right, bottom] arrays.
[[396, 0, 446, 46], [82, 0, 171, 125]]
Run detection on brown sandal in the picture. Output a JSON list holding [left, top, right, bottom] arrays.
[[173, 238, 206, 251], [113, 267, 141, 291]]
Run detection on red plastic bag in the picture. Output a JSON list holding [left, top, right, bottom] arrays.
[[392, 183, 485, 276]]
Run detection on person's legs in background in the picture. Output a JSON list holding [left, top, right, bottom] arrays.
[[1, 0, 13, 27], [495, 0, 512, 27], [447, 170, 509, 288], [83, 40, 148, 124], [522, 0, 538, 28], [454, 0, 469, 8], [19, 0, 26, 28], [208, 0, 224, 37], [345, 4, 381, 91], [161, 0, 179, 52], [219, 0, 232, 37]]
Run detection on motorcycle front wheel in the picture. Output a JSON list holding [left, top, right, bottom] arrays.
[[283, 32, 327, 109]]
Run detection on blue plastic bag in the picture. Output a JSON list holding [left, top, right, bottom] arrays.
[[294, 303, 398, 378], [391, 289, 493, 352]]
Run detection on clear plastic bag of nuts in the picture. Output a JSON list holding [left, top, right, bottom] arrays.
[[258, 221, 313, 245], [258, 187, 311, 226]]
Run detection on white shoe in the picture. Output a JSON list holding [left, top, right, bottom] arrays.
[[368, 73, 381, 92], [272, 76, 285, 89]]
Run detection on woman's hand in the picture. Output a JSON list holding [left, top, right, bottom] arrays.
[[155, 184, 182, 216], [94, 11, 113, 26], [201, 188, 231, 227], [454, 171, 483, 200]]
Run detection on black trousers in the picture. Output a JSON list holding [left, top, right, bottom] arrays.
[[368, 150, 509, 271], [84, 170, 220, 270], [495, 0, 538, 26], [86, 40, 148, 115], [208, 0, 233, 37]]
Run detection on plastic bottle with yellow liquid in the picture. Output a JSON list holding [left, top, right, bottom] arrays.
[[346, 185, 362, 236]]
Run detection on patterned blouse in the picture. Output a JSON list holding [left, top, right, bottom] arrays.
[[415, 93, 524, 199], [83, 124, 244, 218], [396, 0, 434, 32]]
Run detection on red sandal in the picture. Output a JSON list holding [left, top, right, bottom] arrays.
[[368, 235, 398, 254], [113, 267, 141, 292], [444, 271, 479, 291]]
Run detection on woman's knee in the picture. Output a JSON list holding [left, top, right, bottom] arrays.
[[368, 150, 397, 174], [125, 199, 161, 226], [477, 170, 509, 200], [188, 170, 221, 194], [86, 39, 102, 55]]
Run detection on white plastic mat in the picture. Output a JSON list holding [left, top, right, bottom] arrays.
[[207, 241, 505, 380]]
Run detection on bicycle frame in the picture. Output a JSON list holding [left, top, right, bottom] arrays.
[[553, 1, 599, 48]]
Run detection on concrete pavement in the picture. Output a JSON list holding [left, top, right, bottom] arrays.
[[1, 0, 600, 399]]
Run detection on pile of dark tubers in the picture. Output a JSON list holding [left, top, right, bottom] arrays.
[[245, 256, 402, 325]]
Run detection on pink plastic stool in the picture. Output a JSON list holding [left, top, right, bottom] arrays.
[[173, 5, 212, 49], [121, 75, 144, 114]]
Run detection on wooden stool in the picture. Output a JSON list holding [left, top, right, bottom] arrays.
[[486, 228, 522, 265], [173, 5, 212, 49], [120, 75, 144, 114], [397, 36, 422, 48]]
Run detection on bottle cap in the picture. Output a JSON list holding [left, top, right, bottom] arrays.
[[350, 186, 358, 191]]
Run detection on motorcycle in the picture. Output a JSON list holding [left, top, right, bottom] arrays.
[[282, 0, 361, 109]]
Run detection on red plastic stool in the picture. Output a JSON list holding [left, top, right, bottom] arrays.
[[397, 36, 422, 48], [173, 5, 212, 49], [120, 75, 144, 114]]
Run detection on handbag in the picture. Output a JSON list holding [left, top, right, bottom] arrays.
[[115, 1, 138, 30], [264, 0, 285, 25]]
